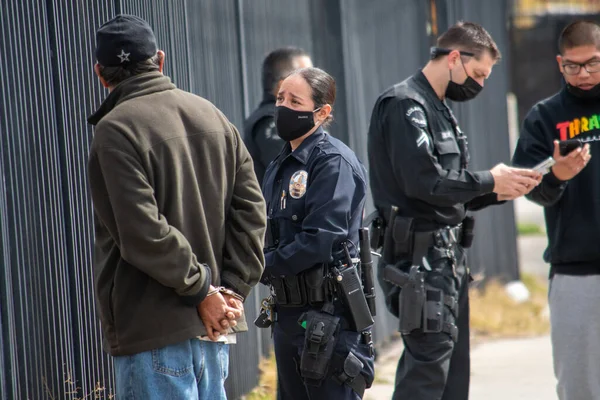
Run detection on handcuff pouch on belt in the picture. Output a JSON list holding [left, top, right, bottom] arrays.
[[331, 351, 368, 397], [298, 303, 341, 386]]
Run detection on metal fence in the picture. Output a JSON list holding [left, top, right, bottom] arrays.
[[0, 1, 515, 399]]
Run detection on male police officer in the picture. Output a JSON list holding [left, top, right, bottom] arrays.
[[244, 47, 312, 183], [367, 22, 542, 399]]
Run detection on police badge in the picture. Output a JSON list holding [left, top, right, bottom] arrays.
[[289, 170, 308, 199]]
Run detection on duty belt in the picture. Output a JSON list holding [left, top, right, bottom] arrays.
[[412, 224, 463, 265]]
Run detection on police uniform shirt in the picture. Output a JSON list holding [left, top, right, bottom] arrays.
[[367, 71, 499, 227], [262, 127, 367, 276]]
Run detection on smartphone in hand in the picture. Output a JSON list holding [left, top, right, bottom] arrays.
[[559, 139, 583, 156], [533, 157, 556, 175]]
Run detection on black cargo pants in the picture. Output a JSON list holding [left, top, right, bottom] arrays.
[[381, 242, 470, 400]]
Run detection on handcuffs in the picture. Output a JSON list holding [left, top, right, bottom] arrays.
[[207, 286, 245, 302]]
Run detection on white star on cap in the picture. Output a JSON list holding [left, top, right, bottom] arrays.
[[117, 49, 130, 63]]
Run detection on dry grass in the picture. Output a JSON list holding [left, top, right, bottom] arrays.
[[42, 371, 114, 400], [242, 351, 278, 400], [470, 273, 550, 338]]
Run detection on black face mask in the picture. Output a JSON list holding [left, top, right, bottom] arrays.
[[566, 82, 600, 100], [275, 106, 320, 142], [445, 60, 483, 102]]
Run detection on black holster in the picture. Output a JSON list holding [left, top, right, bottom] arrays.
[[298, 305, 341, 386], [396, 265, 425, 334], [383, 264, 459, 342]]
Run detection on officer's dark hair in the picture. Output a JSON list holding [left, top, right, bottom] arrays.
[[290, 67, 336, 127], [97, 53, 161, 86], [558, 20, 600, 54], [435, 21, 501, 61], [262, 47, 309, 97]]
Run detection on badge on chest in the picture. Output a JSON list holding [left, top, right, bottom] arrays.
[[289, 170, 308, 199]]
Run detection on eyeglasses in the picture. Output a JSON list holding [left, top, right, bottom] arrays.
[[562, 61, 600, 75]]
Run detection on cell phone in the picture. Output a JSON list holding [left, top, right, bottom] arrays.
[[533, 157, 556, 175], [559, 139, 583, 156]]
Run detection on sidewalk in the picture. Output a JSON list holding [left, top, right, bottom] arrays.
[[365, 335, 557, 400]]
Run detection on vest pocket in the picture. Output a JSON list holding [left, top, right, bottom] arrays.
[[434, 137, 461, 169]]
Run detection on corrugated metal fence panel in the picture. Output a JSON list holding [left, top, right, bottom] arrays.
[[439, 0, 520, 281], [338, 0, 431, 343], [0, 1, 75, 399], [241, 0, 314, 116], [308, 0, 350, 145], [119, 0, 192, 94], [185, 0, 246, 127], [48, 0, 117, 397]]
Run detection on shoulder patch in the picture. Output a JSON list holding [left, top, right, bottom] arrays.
[[405, 106, 428, 129], [289, 170, 308, 199]]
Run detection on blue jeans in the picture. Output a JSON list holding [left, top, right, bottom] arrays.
[[113, 339, 229, 400]]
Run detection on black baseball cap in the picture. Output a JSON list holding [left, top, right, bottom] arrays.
[[95, 14, 158, 67]]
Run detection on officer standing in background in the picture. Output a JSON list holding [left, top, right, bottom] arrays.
[[244, 47, 313, 183], [259, 67, 374, 399], [367, 22, 542, 399]]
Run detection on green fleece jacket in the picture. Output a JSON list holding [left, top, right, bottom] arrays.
[[87, 72, 266, 356]]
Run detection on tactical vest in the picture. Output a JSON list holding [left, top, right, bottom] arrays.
[[381, 81, 470, 170]]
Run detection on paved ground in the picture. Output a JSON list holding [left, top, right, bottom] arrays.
[[365, 335, 557, 400], [365, 199, 559, 400]]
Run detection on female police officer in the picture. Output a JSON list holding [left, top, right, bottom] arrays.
[[260, 67, 374, 399]]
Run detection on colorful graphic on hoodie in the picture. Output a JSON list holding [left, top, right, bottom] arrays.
[[556, 114, 600, 141]]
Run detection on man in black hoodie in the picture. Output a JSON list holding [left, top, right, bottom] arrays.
[[512, 20, 596, 400]]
